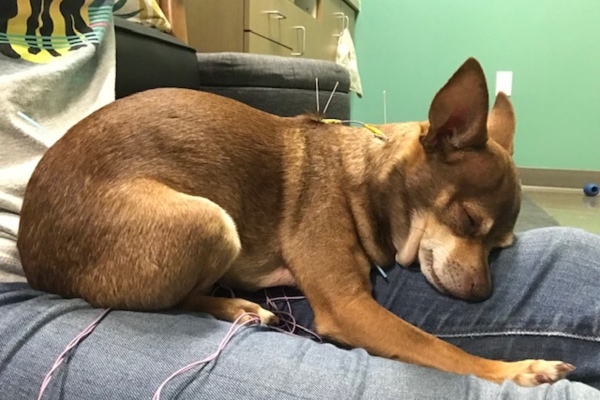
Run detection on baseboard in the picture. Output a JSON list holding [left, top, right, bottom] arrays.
[[519, 167, 600, 189]]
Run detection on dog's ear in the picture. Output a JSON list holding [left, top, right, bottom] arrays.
[[487, 92, 516, 156], [421, 58, 489, 155]]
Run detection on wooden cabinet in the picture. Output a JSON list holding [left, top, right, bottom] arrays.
[[185, 0, 357, 61], [318, 0, 356, 60]]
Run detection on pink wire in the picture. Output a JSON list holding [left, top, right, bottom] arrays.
[[215, 284, 320, 340], [152, 312, 261, 400], [36, 289, 320, 399], [266, 295, 307, 302], [263, 290, 322, 342], [37, 308, 111, 400], [152, 289, 322, 399]]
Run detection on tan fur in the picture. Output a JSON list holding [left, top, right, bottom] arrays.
[[17, 58, 573, 386]]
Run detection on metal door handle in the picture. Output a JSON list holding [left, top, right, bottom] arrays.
[[291, 25, 306, 56], [263, 10, 287, 19], [333, 12, 349, 36]]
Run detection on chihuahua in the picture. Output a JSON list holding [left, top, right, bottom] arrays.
[[18, 58, 573, 386]]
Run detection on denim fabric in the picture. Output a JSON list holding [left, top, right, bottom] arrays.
[[1, 227, 600, 399]]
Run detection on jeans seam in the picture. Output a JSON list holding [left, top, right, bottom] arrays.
[[436, 330, 600, 342]]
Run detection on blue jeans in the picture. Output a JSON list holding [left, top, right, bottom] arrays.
[[1, 227, 599, 399]]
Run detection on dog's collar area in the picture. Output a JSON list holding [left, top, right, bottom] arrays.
[[321, 118, 388, 141]]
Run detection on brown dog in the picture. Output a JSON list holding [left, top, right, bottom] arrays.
[[18, 58, 573, 386]]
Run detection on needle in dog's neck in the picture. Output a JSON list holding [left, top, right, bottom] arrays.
[[315, 78, 320, 114], [315, 78, 340, 118]]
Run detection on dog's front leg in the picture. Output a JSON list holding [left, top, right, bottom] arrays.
[[282, 217, 573, 386]]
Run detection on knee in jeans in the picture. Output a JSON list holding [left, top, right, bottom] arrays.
[[553, 227, 593, 246], [529, 227, 596, 258]]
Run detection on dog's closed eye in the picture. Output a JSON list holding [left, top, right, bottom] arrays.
[[460, 206, 479, 236]]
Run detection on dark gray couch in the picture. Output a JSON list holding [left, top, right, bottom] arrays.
[[114, 18, 350, 120]]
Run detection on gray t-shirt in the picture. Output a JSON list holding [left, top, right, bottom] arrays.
[[0, 0, 116, 282]]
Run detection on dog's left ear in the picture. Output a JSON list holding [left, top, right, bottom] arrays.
[[487, 92, 516, 156], [421, 58, 489, 155]]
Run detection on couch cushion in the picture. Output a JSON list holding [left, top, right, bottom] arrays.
[[197, 52, 350, 92], [196, 52, 351, 119]]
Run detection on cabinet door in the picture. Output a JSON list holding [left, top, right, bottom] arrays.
[[245, 32, 293, 56], [318, 0, 357, 61], [246, 0, 321, 59], [284, 0, 355, 61], [246, 0, 292, 48], [288, 7, 320, 59], [338, 0, 356, 36], [185, 0, 245, 52]]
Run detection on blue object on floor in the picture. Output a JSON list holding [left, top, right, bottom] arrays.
[[583, 183, 599, 197]]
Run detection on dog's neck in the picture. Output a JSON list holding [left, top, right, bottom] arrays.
[[330, 121, 431, 268]]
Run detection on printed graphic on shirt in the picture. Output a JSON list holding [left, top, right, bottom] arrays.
[[0, 0, 112, 63]]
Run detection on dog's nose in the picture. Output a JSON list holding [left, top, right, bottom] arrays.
[[470, 281, 492, 301]]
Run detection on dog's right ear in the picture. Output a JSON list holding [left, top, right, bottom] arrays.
[[487, 92, 516, 156], [421, 58, 489, 156]]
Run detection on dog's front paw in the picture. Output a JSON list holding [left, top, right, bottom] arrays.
[[506, 360, 575, 386]]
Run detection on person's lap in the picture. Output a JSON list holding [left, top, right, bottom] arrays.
[[1, 227, 599, 399], [251, 227, 600, 387], [389, 226, 600, 388]]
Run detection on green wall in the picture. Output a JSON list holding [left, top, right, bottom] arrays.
[[351, 0, 600, 171]]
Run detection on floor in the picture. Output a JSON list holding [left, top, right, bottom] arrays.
[[524, 186, 600, 234]]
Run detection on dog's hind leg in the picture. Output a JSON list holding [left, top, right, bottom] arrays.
[[24, 177, 277, 324], [177, 294, 278, 325], [63, 180, 240, 310]]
